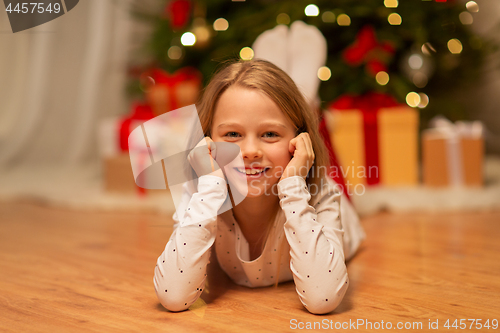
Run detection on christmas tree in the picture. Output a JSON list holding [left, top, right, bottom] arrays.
[[129, 0, 496, 126]]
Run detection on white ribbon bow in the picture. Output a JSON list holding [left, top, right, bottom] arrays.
[[428, 116, 483, 187]]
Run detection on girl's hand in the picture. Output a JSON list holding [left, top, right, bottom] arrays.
[[188, 137, 224, 179], [280, 132, 315, 181]]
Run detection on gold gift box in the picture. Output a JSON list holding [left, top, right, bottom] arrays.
[[422, 121, 484, 187], [325, 106, 419, 187]]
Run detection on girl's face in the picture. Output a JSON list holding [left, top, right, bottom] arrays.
[[211, 86, 296, 198]]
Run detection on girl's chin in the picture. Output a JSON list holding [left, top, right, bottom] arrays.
[[244, 184, 279, 198]]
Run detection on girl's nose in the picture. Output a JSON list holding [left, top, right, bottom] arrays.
[[241, 138, 262, 160]]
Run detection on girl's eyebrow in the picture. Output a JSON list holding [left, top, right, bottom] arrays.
[[217, 122, 242, 129], [217, 122, 287, 129]]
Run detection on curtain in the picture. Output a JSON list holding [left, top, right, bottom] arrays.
[[0, 0, 133, 167]]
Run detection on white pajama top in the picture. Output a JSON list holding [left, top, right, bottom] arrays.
[[154, 174, 365, 314]]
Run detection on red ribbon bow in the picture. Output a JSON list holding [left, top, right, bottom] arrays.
[[342, 26, 395, 76], [119, 102, 154, 151], [329, 93, 398, 185]]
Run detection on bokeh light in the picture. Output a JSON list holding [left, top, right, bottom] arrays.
[[193, 26, 210, 44], [466, 1, 479, 13], [384, 0, 398, 8], [213, 18, 229, 31], [421, 42, 436, 56], [447, 39, 463, 54], [139, 74, 155, 93], [418, 93, 429, 108], [180, 32, 196, 46], [412, 73, 428, 88], [240, 47, 254, 60], [409, 54, 423, 70], [322, 11, 335, 23], [388, 13, 402, 25], [305, 4, 319, 17], [375, 71, 390, 85], [406, 92, 420, 107], [276, 13, 290, 25], [167, 46, 182, 60], [317, 66, 331, 81], [459, 12, 473, 25], [337, 14, 351, 26]]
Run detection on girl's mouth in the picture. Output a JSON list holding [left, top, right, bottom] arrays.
[[234, 167, 270, 179]]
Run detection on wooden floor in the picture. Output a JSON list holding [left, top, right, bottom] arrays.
[[0, 201, 499, 332]]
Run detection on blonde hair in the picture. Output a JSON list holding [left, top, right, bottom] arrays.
[[196, 59, 331, 201], [197, 59, 332, 287]]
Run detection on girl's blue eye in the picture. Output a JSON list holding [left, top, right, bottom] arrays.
[[224, 132, 240, 138], [263, 132, 279, 138]]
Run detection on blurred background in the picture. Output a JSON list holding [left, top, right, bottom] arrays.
[[1, 0, 499, 216]]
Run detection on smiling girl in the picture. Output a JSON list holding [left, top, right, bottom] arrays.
[[153, 59, 365, 314]]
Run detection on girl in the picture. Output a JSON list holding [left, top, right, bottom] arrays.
[[153, 59, 365, 315]]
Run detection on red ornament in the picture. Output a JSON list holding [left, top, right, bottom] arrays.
[[342, 26, 395, 76], [165, 0, 192, 29]]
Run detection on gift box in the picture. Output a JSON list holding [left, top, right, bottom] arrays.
[[99, 101, 190, 194], [325, 93, 419, 187], [99, 102, 155, 194], [103, 153, 144, 193], [422, 117, 484, 187], [146, 67, 202, 116]]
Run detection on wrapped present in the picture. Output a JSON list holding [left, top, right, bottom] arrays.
[[422, 117, 484, 187], [103, 153, 143, 194], [146, 67, 202, 116], [325, 92, 419, 188], [98, 102, 155, 194], [119, 102, 154, 151]]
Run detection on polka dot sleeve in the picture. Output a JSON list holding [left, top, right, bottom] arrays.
[[153, 175, 227, 312], [277, 176, 349, 315]]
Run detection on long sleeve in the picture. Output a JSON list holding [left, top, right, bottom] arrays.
[[153, 175, 227, 312], [277, 176, 349, 314]]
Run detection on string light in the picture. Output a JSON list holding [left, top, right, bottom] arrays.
[[193, 26, 210, 44], [375, 71, 390, 85], [466, 1, 479, 12], [421, 42, 436, 56], [388, 13, 402, 25], [413, 73, 428, 88], [447, 39, 463, 54], [276, 13, 290, 25], [240, 47, 254, 60], [321, 11, 335, 23], [167, 46, 182, 60], [213, 18, 229, 31], [418, 93, 429, 108], [180, 32, 196, 46], [384, 0, 398, 8], [305, 4, 319, 17], [406, 92, 420, 107], [459, 12, 473, 25], [317, 66, 331, 81], [337, 14, 351, 26], [409, 54, 423, 70]]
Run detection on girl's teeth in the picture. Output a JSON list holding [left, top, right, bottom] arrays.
[[238, 169, 266, 175]]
